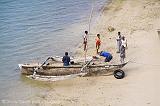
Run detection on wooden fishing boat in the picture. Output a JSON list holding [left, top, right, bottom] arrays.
[[18, 57, 128, 79]]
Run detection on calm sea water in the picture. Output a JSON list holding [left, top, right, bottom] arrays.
[[0, 0, 107, 104]]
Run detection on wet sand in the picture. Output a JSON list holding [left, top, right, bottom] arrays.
[[34, 0, 160, 105]]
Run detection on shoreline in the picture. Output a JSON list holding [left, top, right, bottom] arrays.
[[74, 0, 127, 63], [34, 0, 160, 105]]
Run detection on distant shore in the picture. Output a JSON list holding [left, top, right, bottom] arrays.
[[36, 0, 160, 105]]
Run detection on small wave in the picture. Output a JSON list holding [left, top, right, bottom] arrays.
[[0, 0, 14, 4]]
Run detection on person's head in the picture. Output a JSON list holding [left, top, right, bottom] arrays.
[[85, 31, 88, 35], [122, 36, 125, 40], [98, 51, 103, 55], [118, 32, 121, 35], [121, 45, 125, 49], [97, 34, 100, 38], [65, 52, 68, 56]]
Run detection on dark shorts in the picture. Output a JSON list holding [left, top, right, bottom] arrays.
[[83, 41, 87, 44], [105, 55, 113, 62]]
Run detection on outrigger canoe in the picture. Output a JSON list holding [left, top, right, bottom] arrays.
[[18, 57, 128, 79]]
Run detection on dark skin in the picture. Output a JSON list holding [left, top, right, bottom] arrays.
[[83, 31, 88, 51], [96, 34, 101, 54]]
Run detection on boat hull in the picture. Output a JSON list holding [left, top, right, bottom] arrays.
[[19, 62, 128, 76]]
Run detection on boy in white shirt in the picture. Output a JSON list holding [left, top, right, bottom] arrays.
[[121, 36, 127, 49]]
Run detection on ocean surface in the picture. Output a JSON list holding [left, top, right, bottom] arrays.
[[0, 0, 107, 105]]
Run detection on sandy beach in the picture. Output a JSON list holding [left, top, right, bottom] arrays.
[[34, 0, 160, 105]]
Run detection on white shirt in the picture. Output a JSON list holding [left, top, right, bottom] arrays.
[[116, 35, 121, 41], [121, 39, 127, 48]]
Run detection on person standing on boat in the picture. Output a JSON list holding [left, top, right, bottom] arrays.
[[116, 32, 122, 53], [83, 31, 88, 51], [99, 51, 113, 62], [96, 34, 101, 54], [62, 52, 70, 66]]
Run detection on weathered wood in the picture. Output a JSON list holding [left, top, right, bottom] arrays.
[[19, 62, 128, 76]]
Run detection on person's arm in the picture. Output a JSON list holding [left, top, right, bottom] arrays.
[[69, 57, 70, 62], [100, 52, 104, 56], [125, 39, 128, 49], [83, 35, 86, 43], [62, 56, 64, 62]]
